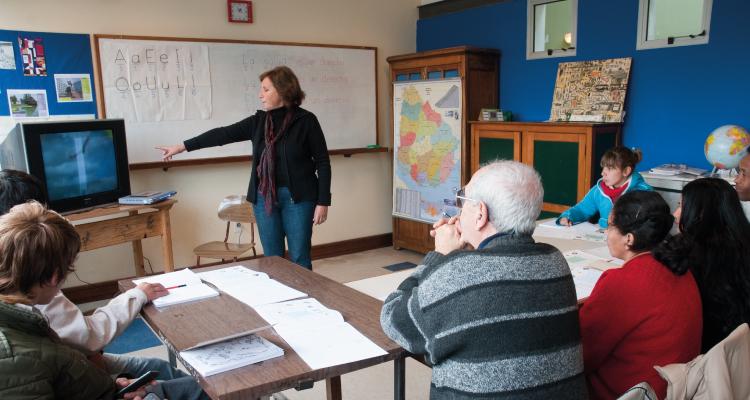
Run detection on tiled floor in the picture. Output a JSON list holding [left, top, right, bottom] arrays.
[[116, 246, 432, 399]]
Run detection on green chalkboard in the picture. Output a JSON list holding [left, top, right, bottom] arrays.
[[534, 140, 579, 206], [479, 137, 515, 164]]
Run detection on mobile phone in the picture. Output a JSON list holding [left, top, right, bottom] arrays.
[[116, 370, 159, 397]]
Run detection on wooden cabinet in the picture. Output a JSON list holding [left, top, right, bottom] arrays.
[[470, 121, 622, 216], [389, 46, 500, 253]]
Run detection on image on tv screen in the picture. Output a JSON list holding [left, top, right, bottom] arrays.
[[40, 130, 118, 201]]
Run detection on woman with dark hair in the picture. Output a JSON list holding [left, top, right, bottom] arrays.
[[654, 177, 750, 352], [579, 191, 702, 400], [157, 66, 330, 269]]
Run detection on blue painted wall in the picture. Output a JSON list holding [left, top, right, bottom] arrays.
[[417, 0, 750, 169]]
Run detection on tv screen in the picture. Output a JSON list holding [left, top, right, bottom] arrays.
[[4, 119, 132, 213], [40, 130, 119, 202]]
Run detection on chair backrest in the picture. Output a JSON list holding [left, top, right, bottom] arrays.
[[656, 323, 750, 400], [218, 195, 255, 223]]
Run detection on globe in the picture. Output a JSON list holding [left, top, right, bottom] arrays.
[[704, 125, 750, 170]]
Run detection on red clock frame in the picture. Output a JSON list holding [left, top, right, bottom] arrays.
[[227, 0, 253, 23]]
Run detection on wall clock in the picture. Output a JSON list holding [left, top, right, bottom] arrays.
[[228, 0, 252, 23]]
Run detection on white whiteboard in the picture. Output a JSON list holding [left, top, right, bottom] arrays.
[[96, 36, 377, 164]]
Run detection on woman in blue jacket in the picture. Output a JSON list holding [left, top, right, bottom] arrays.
[[558, 147, 652, 228]]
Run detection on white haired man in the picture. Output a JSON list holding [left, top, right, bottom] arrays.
[[381, 160, 587, 399]]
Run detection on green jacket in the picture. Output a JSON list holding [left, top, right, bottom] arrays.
[[0, 300, 117, 399]]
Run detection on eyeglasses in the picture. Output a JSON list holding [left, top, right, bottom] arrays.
[[454, 187, 479, 209]]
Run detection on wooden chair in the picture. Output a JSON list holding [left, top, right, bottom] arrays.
[[193, 195, 257, 266]]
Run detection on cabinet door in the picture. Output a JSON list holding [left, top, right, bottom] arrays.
[[392, 217, 433, 253], [523, 132, 586, 213], [471, 125, 521, 175]]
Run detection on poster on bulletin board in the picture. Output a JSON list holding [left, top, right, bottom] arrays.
[[0, 29, 97, 120]]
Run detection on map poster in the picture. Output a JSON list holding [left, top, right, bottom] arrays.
[[549, 57, 632, 123], [392, 78, 462, 223]]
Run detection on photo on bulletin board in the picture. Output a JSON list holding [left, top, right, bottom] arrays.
[[7, 89, 49, 118], [0, 41, 15, 70], [54, 74, 93, 102], [19, 36, 47, 76]]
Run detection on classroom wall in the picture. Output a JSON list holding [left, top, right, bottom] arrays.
[[417, 0, 750, 170], [0, 0, 418, 287]]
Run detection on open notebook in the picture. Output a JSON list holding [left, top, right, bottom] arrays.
[[132, 268, 219, 308], [179, 334, 283, 377]]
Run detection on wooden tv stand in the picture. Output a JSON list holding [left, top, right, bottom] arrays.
[[65, 199, 177, 276]]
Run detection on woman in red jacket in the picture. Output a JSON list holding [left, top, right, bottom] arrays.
[[579, 191, 702, 399]]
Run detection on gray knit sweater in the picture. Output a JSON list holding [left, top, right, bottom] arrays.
[[380, 234, 588, 399]]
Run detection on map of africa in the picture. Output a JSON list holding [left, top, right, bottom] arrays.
[[392, 78, 462, 223]]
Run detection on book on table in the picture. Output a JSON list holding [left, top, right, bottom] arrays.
[[132, 268, 219, 308], [179, 334, 283, 377], [119, 190, 177, 205]]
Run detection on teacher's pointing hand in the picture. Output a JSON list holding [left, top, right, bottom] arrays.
[[155, 144, 186, 161]]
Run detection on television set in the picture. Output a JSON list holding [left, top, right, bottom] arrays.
[[0, 119, 131, 213]]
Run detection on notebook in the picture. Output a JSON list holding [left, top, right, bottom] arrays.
[[179, 334, 283, 376], [132, 268, 219, 308]]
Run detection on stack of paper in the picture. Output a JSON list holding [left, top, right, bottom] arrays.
[[179, 334, 283, 377], [563, 249, 622, 300], [257, 298, 386, 370], [535, 220, 606, 242], [133, 269, 219, 308], [649, 163, 707, 176], [197, 266, 307, 307]]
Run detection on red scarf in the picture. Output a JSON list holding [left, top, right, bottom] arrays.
[[600, 179, 630, 203], [257, 109, 293, 214]]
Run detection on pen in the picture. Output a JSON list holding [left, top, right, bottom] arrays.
[[442, 212, 451, 218], [165, 284, 187, 290]]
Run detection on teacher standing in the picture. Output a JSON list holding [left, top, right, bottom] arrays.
[[157, 66, 331, 269]]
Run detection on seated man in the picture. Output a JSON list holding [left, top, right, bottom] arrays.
[[734, 153, 750, 219], [381, 160, 587, 399], [0, 170, 207, 400], [0, 201, 150, 399]]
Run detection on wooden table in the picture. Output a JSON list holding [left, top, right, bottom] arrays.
[[118, 256, 407, 400], [67, 199, 176, 276]]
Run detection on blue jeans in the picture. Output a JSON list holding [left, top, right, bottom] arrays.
[[253, 187, 315, 269], [104, 353, 209, 400]]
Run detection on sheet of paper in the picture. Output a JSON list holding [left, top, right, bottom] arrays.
[[133, 269, 218, 308], [221, 279, 307, 308], [563, 250, 612, 300], [151, 283, 219, 308], [584, 246, 624, 266], [132, 268, 202, 287], [254, 298, 344, 326], [535, 222, 606, 242], [573, 268, 604, 300], [274, 321, 387, 370], [179, 334, 283, 377], [197, 265, 269, 287]]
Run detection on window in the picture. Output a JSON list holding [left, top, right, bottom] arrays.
[[526, 0, 577, 60], [637, 0, 712, 50]]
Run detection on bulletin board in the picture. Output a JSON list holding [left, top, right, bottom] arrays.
[[94, 35, 378, 166], [0, 29, 97, 119], [549, 57, 632, 123]]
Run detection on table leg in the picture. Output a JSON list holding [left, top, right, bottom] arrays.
[[160, 209, 175, 272], [131, 239, 146, 277], [325, 376, 342, 400], [394, 356, 405, 400], [168, 347, 177, 369]]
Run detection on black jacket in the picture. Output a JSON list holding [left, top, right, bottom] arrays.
[[184, 107, 331, 205]]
